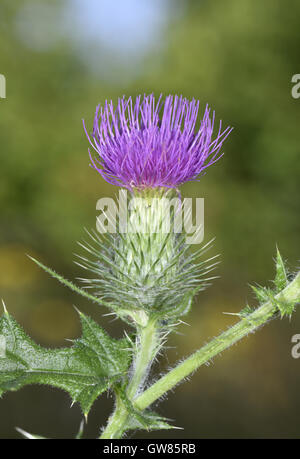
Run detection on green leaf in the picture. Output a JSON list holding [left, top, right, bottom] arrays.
[[127, 410, 175, 432], [118, 388, 175, 432], [276, 299, 297, 317], [249, 249, 295, 318], [0, 308, 131, 416], [274, 247, 288, 292], [250, 284, 270, 303]]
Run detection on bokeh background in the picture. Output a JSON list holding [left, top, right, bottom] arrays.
[[0, 0, 299, 439]]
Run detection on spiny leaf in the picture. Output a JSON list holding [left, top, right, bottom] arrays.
[[276, 299, 297, 317], [249, 250, 296, 318], [274, 247, 288, 292], [0, 310, 131, 415], [127, 410, 175, 432], [118, 389, 174, 432], [250, 285, 270, 303]]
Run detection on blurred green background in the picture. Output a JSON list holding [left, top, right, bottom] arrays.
[[0, 0, 299, 439]]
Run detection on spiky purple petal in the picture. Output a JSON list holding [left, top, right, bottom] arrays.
[[83, 94, 232, 189]]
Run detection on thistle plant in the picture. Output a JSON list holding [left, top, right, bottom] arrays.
[[0, 94, 299, 439]]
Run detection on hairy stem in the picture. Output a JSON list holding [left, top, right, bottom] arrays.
[[134, 272, 300, 411], [99, 391, 127, 439], [127, 318, 159, 399], [100, 318, 159, 439]]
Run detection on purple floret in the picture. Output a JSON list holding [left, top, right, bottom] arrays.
[[83, 94, 232, 189]]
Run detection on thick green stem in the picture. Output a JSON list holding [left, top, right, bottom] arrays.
[[99, 392, 128, 439], [134, 272, 300, 411], [100, 318, 159, 439], [127, 318, 158, 399]]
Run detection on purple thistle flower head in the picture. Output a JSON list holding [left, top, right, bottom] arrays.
[[83, 94, 232, 190]]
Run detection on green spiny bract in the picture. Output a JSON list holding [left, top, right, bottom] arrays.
[[76, 188, 218, 326], [249, 248, 297, 318]]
